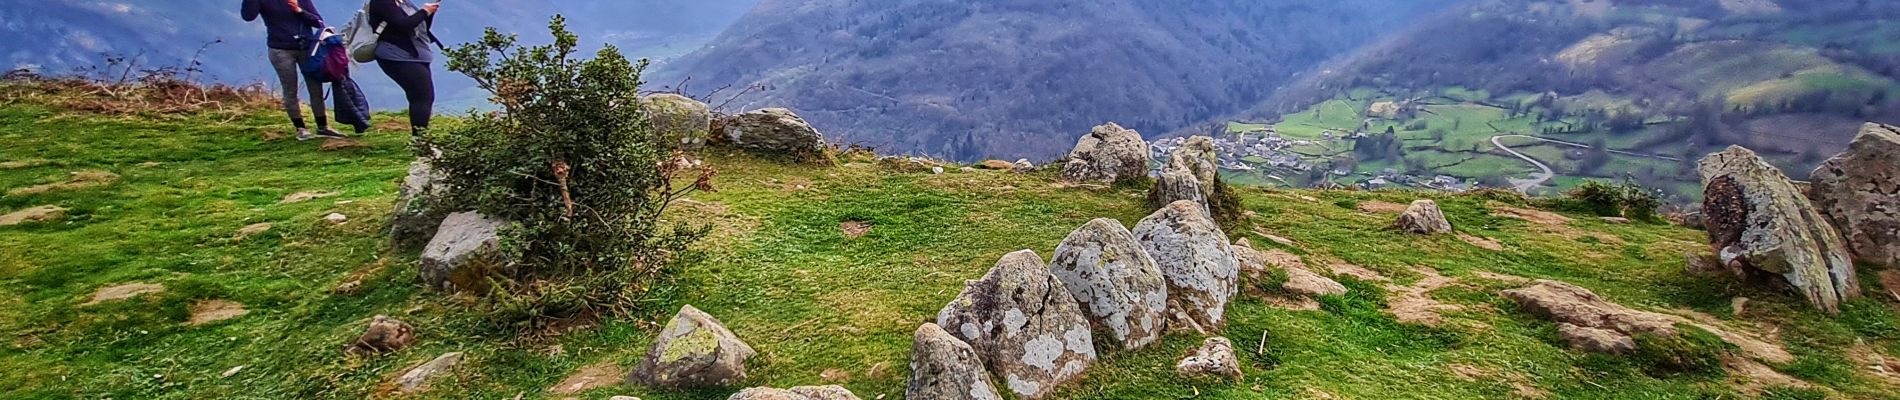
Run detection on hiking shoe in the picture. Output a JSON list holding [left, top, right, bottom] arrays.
[[295, 128, 314, 141], [314, 128, 348, 139]]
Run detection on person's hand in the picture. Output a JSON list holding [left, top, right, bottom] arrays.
[[422, 2, 439, 14]]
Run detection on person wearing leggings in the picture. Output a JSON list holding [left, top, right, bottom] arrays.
[[243, 0, 344, 140], [368, 0, 440, 140]]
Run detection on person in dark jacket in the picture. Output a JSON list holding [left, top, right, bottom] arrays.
[[368, 0, 440, 141], [243, 0, 344, 140]]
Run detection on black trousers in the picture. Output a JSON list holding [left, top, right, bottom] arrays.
[[377, 60, 435, 133]]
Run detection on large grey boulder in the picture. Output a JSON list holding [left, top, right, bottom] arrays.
[[628, 305, 757, 389], [1132, 200, 1240, 334], [907, 323, 1004, 400], [390, 160, 448, 250], [1049, 218, 1168, 350], [1810, 123, 1900, 268], [1394, 200, 1452, 234], [727, 385, 860, 400], [642, 93, 713, 150], [936, 250, 1097, 400], [721, 108, 830, 164], [418, 212, 507, 292], [1701, 146, 1860, 314], [1060, 123, 1151, 184]]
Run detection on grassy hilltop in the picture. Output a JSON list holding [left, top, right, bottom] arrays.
[[3, 84, 1900, 399]]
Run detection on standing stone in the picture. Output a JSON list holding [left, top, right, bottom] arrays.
[[419, 212, 507, 292], [1174, 337, 1242, 379], [1394, 200, 1453, 234], [1809, 123, 1900, 268], [1168, 136, 1219, 199], [1132, 200, 1241, 334], [727, 385, 861, 400], [1701, 146, 1860, 313], [907, 323, 1004, 400], [1147, 167, 1208, 215], [642, 93, 713, 150], [1060, 123, 1151, 184], [628, 305, 757, 389], [936, 250, 1097, 400], [720, 108, 831, 164], [1049, 218, 1169, 350], [391, 160, 448, 250]]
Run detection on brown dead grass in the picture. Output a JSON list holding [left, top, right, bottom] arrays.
[[0, 205, 66, 226], [8, 170, 118, 196], [187, 299, 248, 325], [82, 283, 164, 305], [1458, 233, 1505, 251], [1357, 200, 1410, 213], [547, 361, 624, 395]]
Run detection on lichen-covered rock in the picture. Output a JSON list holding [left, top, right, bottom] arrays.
[[1060, 123, 1150, 184], [1146, 167, 1208, 215], [1049, 218, 1168, 350], [727, 385, 861, 400], [1809, 123, 1900, 268], [396, 352, 463, 392], [348, 315, 415, 355], [1230, 238, 1269, 281], [1701, 146, 1860, 313], [419, 212, 507, 291], [642, 93, 713, 150], [721, 108, 831, 164], [1168, 136, 1219, 198], [1133, 200, 1240, 333], [907, 323, 1003, 400], [1174, 337, 1241, 379], [390, 160, 448, 250], [1394, 200, 1452, 234], [1556, 323, 1637, 354], [1282, 268, 1348, 297], [628, 305, 757, 389], [936, 250, 1097, 400]]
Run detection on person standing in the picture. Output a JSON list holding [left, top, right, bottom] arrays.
[[368, 0, 441, 140], [242, 0, 344, 140]]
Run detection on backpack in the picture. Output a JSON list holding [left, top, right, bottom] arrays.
[[341, 2, 382, 63], [301, 31, 351, 83]]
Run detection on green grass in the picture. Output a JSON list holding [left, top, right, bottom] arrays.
[[4, 88, 1900, 399]]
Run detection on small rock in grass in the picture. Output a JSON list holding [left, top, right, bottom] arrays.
[[348, 315, 415, 355], [221, 365, 245, 378], [932, 166, 945, 175], [727, 385, 861, 400], [1175, 337, 1242, 379], [323, 213, 349, 225], [1394, 199, 1452, 234], [1282, 268, 1347, 297], [280, 191, 339, 204], [628, 305, 756, 389], [396, 352, 464, 392], [235, 223, 273, 239], [977, 160, 1015, 170]]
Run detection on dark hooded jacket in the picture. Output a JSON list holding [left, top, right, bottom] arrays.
[[241, 0, 325, 50]]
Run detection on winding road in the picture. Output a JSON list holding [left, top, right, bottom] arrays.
[[1487, 134, 1683, 193]]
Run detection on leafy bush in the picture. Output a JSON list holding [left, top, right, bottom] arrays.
[[1552, 179, 1661, 221], [431, 16, 713, 329]]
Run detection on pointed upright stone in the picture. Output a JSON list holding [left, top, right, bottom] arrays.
[[1701, 146, 1859, 313], [1049, 218, 1169, 350], [1810, 123, 1900, 268], [936, 250, 1097, 400], [628, 305, 757, 389], [1132, 201, 1240, 333], [907, 323, 1004, 400]]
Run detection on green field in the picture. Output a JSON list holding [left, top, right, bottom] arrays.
[[8, 84, 1900, 398]]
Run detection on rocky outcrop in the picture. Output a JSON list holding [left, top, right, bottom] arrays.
[[348, 315, 415, 355], [642, 93, 713, 150], [628, 305, 757, 389], [721, 108, 831, 164], [1809, 123, 1900, 268], [1174, 337, 1241, 379], [390, 160, 447, 250], [1169, 136, 1219, 197], [418, 212, 507, 292], [1394, 200, 1452, 234], [1146, 168, 1208, 215], [907, 323, 1004, 400], [1133, 200, 1240, 333], [1701, 146, 1859, 313], [727, 385, 861, 400], [1502, 280, 1677, 354], [936, 250, 1097, 400], [1060, 123, 1150, 184], [1230, 238, 1269, 281], [1049, 218, 1169, 350], [1282, 268, 1348, 297]]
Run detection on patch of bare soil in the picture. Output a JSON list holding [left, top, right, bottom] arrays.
[[234, 223, 274, 240], [1357, 201, 1409, 213], [0, 205, 66, 226], [1328, 263, 1389, 282], [83, 283, 165, 305], [1259, 249, 1306, 270], [319, 138, 369, 151], [1385, 266, 1463, 326], [1725, 356, 1812, 394], [0, 159, 48, 169], [1850, 342, 1900, 384], [1879, 270, 1900, 301], [673, 198, 760, 247], [1446, 364, 1546, 399], [1251, 228, 1300, 248], [839, 221, 871, 239], [1492, 204, 1572, 225], [187, 299, 248, 325], [547, 361, 624, 395], [279, 191, 339, 204], [9, 170, 118, 196], [1459, 233, 1505, 251], [1473, 271, 1531, 284]]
